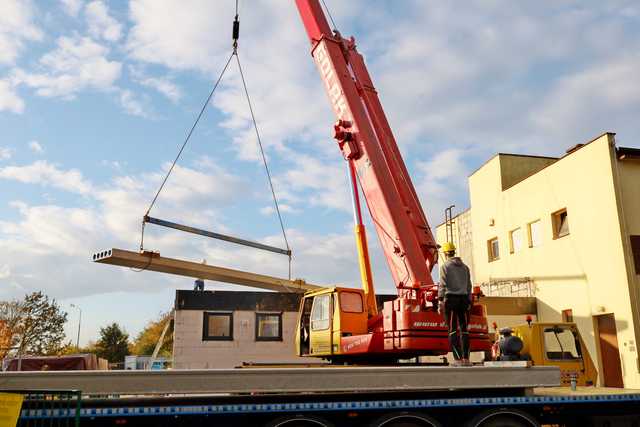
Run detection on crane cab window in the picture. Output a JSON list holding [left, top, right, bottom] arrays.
[[339, 292, 364, 313], [544, 327, 581, 360], [311, 294, 330, 331]]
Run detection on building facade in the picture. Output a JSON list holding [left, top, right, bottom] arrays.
[[173, 290, 305, 369], [436, 133, 640, 388]]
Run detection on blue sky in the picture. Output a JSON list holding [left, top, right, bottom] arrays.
[[1, 0, 639, 345]]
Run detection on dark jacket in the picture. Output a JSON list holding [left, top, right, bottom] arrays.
[[438, 257, 472, 300]]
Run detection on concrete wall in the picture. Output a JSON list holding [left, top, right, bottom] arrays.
[[464, 133, 640, 387], [435, 209, 475, 282], [173, 310, 304, 369]]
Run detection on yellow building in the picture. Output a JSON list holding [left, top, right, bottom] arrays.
[[435, 133, 640, 388]]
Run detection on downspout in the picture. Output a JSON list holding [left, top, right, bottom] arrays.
[[608, 134, 640, 377]]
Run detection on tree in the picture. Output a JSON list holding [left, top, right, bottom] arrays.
[[132, 311, 173, 357], [0, 300, 23, 359], [0, 292, 68, 357], [95, 323, 130, 365]]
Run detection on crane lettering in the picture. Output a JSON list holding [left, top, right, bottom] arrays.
[[314, 42, 349, 119]]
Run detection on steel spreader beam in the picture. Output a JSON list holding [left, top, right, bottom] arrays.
[[144, 216, 291, 256], [92, 248, 319, 293]]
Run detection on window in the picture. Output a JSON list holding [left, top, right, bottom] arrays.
[[631, 235, 640, 275], [255, 313, 282, 341], [528, 220, 542, 247], [203, 312, 233, 341], [487, 237, 500, 262], [509, 228, 524, 254], [340, 292, 364, 313], [562, 309, 573, 323], [311, 294, 331, 331], [543, 326, 581, 360], [552, 208, 570, 239]]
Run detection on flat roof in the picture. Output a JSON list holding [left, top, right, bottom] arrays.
[[468, 153, 559, 178], [435, 207, 470, 228], [468, 132, 622, 183], [617, 146, 640, 160], [175, 290, 396, 311]]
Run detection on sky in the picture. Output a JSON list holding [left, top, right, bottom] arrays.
[[1, 0, 639, 346]]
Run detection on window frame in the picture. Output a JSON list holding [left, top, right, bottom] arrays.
[[527, 219, 542, 248], [562, 309, 574, 323], [339, 291, 364, 313], [509, 227, 523, 254], [487, 237, 500, 262], [255, 312, 283, 342], [630, 235, 640, 275], [543, 326, 582, 362], [202, 311, 234, 341], [552, 208, 570, 239], [310, 294, 331, 331]]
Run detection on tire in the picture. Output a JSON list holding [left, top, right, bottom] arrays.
[[266, 414, 334, 427], [467, 408, 539, 427], [371, 411, 442, 427]]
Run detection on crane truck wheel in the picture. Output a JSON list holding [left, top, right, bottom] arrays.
[[466, 408, 539, 427], [370, 411, 442, 427], [265, 414, 334, 427]]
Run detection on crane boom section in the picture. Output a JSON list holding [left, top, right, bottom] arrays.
[[295, 0, 438, 291]]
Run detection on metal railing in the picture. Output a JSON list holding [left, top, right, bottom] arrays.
[[6, 389, 81, 427]]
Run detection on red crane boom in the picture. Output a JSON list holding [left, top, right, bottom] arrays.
[[295, 0, 489, 359], [296, 0, 438, 294]]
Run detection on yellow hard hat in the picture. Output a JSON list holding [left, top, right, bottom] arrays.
[[442, 241, 456, 253]]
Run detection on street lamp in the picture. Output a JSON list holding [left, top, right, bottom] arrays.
[[70, 303, 82, 351]]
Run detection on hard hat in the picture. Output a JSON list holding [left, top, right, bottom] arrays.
[[442, 241, 456, 253]]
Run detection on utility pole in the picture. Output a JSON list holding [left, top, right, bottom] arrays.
[[70, 304, 82, 350]]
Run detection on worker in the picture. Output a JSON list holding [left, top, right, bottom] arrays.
[[438, 242, 472, 366]]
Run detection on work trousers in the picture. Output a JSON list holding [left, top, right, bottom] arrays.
[[444, 294, 470, 360]]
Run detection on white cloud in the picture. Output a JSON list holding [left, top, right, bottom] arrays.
[[0, 160, 93, 195], [531, 55, 640, 143], [0, 79, 24, 113], [0, 158, 249, 299], [415, 149, 469, 223], [126, 0, 229, 72], [0, 0, 42, 65], [259, 204, 299, 216], [0, 264, 10, 280], [274, 154, 351, 213], [85, 1, 122, 42], [13, 35, 122, 99], [28, 140, 44, 154], [60, 0, 83, 17], [119, 89, 150, 118], [129, 67, 181, 102], [0, 147, 13, 160]]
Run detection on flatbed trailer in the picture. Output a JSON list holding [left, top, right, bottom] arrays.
[[3, 366, 640, 426]]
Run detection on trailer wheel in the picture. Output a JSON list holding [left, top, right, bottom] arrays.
[[371, 411, 442, 427], [265, 414, 334, 427], [467, 408, 539, 427]]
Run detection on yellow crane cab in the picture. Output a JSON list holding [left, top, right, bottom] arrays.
[[508, 322, 598, 386], [296, 287, 370, 359]]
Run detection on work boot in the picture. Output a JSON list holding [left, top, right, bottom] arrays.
[[461, 358, 472, 367]]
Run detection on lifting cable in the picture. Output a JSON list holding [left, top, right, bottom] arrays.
[[138, 0, 292, 278]]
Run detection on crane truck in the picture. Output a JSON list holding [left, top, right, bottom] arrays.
[[293, 0, 490, 364], [3, 1, 639, 426]]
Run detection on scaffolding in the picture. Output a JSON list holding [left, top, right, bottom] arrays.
[[481, 277, 536, 297]]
